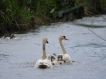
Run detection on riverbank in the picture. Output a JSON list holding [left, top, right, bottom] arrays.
[[0, 0, 106, 35]]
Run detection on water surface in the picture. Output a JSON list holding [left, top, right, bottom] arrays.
[[0, 15, 106, 79]]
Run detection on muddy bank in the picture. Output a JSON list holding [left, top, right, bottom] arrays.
[[0, 14, 104, 36]]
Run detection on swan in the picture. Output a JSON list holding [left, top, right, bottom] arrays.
[[35, 37, 52, 68], [58, 35, 72, 63], [2, 33, 19, 40]]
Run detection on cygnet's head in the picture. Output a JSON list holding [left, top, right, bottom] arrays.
[[53, 53, 56, 56], [59, 35, 69, 40], [57, 54, 63, 61], [51, 55, 56, 62]]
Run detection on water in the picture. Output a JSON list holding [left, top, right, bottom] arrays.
[[0, 15, 106, 79]]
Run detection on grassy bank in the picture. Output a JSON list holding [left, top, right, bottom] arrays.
[[0, 0, 106, 35]]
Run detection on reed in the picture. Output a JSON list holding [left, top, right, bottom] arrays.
[[0, 0, 106, 34]]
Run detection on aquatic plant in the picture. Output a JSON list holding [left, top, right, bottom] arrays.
[[0, 0, 106, 34]]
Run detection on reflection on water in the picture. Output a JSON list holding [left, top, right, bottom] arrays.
[[0, 15, 106, 79]]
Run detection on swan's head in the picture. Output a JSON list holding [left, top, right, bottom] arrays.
[[43, 37, 49, 44], [59, 35, 69, 40]]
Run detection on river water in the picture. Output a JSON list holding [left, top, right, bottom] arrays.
[[0, 15, 106, 79]]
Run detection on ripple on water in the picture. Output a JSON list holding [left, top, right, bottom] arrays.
[[0, 15, 106, 79], [0, 54, 10, 61]]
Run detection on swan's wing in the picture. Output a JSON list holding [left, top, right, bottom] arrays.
[[35, 59, 52, 68], [43, 59, 52, 68], [63, 54, 71, 62], [35, 59, 42, 68]]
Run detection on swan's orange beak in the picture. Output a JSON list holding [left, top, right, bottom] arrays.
[[63, 36, 69, 40], [64, 37, 69, 40]]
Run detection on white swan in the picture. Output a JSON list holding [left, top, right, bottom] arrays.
[[58, 35, 72, 63], [2, 33, 19, 40], [3, 33, 15, 39], [35, 37, 52, 68]]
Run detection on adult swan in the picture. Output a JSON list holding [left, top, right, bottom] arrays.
[[58, 35, 72, 63], [35, 37, 52, 68]]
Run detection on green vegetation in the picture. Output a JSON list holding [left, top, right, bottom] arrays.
[[0, 0, 106, 34]]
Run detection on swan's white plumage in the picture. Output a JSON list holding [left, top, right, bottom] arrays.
[[58, 35, 72, 63], [35, 59, 52, 68], [35, 37, 52, 68], [62, 54, 71, 62]]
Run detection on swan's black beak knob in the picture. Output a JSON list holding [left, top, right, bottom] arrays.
[[46, 41, 49, 43]]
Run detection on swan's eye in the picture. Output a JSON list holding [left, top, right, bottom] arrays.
[[46, 40, 49, 43], [63, 36, 66, 39], [63, 36, 69, 40]]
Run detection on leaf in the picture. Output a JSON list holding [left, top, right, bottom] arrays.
[[50, 7, 56, 13], [58, 3, 86, 20]]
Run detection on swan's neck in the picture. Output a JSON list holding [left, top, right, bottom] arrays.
[[42, 43, 46, 59], [59, 39, 67, 54]]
